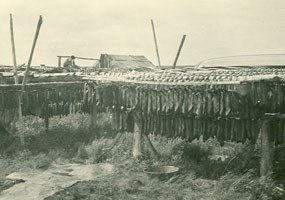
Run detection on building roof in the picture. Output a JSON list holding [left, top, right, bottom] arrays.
[[100, 54, 156, 71]]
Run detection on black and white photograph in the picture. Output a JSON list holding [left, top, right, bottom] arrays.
[[0, 0, 285, 199]]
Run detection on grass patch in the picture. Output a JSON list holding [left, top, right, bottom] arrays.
[[1, 113, 285, 199]]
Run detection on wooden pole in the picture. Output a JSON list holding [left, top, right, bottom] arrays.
[[9, 14, 19, 138], [21, 15, 43, 93], [151, 19, 161, 69], [133, 113, 143, 158], [10, 14, 19, 84], [18, 15, 43, 145], [260, 120, 274, 176], [133, 122, 143, 158], [173, 34, 186, 69]]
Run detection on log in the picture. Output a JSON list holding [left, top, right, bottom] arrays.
[[260, 120, 274, 176]]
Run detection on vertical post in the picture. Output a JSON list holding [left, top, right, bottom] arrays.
[[58, 56, 62, 67], [10, 14, 19, 138], [260, 120, 274, 176], [151, 19, 161, 69], [173, 34, 186, 69], [133, 113, 143, 158], [10, 14, 19, 84]]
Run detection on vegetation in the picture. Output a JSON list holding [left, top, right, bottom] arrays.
[[0, 113, 285, 199]]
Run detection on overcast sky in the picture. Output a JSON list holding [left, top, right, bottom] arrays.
[[1, 0, 285, 66]]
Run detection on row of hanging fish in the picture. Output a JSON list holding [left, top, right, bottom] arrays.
[[86, 79, 285, 145], [85, 80, 285, 119], [107, 110, 285, 145], [0, 83, 86, 125]]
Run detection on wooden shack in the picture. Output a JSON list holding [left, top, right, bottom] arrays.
[[99, 54, 156, 71]]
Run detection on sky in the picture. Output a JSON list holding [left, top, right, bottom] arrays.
[[1, 0, 285, 66]]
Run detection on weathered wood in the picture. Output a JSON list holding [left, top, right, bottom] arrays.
[[260, 120, 274, 176], [18, 15, 43, 145], [20, 15, 43, 99], [133, 121, 143, 158], [173, 34, 186, 69], [9, 14, 19, 84], [151, 19, 161, 69]]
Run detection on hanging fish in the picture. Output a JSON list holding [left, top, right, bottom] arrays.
[[166, 88, 174, 113], [195, 92, 204, 116], [191, 92, 198, 116], [151, 88, 157, 113], [147, 89, 152, 113], [276, 83, 283, 111], [212, 91, 220, 116], [224, 92, 231, 116], [129, 86, 136, 111], [173, 88, 180, 113], [160, 89, 165, 113], [219, 91, 225, 116], [181, 88, 188, 115]]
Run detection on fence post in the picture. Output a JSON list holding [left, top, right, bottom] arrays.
[[133, 113, 143, 158], [260, 120, 274, 176]]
